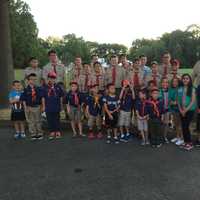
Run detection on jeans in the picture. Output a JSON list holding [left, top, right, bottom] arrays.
[[46, 112, 61, 132], [180, 111, 194, 143]]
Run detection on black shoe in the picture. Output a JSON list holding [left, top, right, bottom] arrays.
[[31, 135, 37, 141], [37, 135, 44, 140]]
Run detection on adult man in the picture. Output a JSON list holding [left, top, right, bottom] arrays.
[[105, 55, 126, 95], [191, 60, 200, 86], [42, 50, 65, 84], [24, 57, 42, 86], [70, 56, 84, 82], [139, 55, 151, 86], [119, 54, 131, 76], [158, 51, 172, 78]]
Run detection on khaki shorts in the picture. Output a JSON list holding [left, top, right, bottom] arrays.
[[69, 106, 81, 121], [118, 110, 131, 127], [88, 115, 101, 128], [137, 119, 148, 131]]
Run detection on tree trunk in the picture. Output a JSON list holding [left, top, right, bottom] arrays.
[[0, 0, 14, 107]]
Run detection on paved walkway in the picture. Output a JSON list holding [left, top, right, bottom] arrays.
[[0, 127, 200, 200]]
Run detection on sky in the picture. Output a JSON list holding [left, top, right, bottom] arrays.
[[25, 0, 200, 47]]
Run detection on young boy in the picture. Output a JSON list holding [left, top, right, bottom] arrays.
[[147, 88, 165, 148], [159, 78, 170, 143], [135, 89, 149, 145], [41, 71, 64, 139], [102, 83, 120, 144], [66, 81, 85, 137], [118, 80, 135, 142], [86, 84, 103, 139], [21, 73, 43, 140], [9, 81, 26, 139]]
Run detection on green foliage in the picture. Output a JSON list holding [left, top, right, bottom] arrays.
[[9, 0, 200, 69]]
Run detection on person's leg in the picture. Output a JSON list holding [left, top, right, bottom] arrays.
[[96, 115, 103, 138], [71, 121, 77, 136], [19, 121, 25, 133], [46, 112, 55, 138], [55, 112, 61, 138], [34, 107, 43, 136], [180, 112, 194, 144], [88, 115, 95, 139], [197, 113, 200, 141], [78, 121, 84, 136], [140, 130, 145, 145], [27, 107, 37, 137], [163, 112, 170, 142]]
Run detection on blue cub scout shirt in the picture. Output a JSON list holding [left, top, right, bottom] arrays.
[[102, 95, 120, 111], [86, 95, 102, 116]]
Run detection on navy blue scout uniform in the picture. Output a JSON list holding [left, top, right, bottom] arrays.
[[86, 94, 103, 117], [41, 83, 64, 132], [135, 99, 148, 117], [120, 91, 134, 112], [103, 95, 120, 128], [21, 85, 42, 107], [147, 98, 165, 146], [66, 90, 83, 107]]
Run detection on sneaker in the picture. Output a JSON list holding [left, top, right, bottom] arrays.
[[14, 133, 20, 139], [120, 134, 128, 142], [114, 137, 120, 144], [183, 143, 193, 151], [49, 132, 55, 140], [125, 133, 131, 140], [164, 137, 169, 144], [97, 132, 103, 139], [171, 137, 178, 143], [55, 132, 62, 139], [141, 141, 146, 146], [88, 132, 95, 139], [31, 135, 37, 141], [20, 133, 26, 139], [80, 133, 86, 138], [106, 136, 111, 144], [37, 134, 43, 140], [145, 140, 150, 145], [176, 139, 184, 146], [156, 143, 162, 148]]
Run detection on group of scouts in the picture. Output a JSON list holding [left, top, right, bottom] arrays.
[[8, 50, 200, 151]]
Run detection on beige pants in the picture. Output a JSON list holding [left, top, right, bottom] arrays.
[[88, 115, 101, 129], [25, 106, 43, 135]]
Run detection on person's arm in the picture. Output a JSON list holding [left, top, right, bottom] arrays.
[[103, 103, 113, 119], [41, 97, 45, 112], [119, 87, 125, 100], [185, 89, 196, 113], [130, 85, 135, 100]]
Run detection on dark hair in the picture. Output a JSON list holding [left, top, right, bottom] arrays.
[[91, 54, 98, 58], [162, 51, 170, 56], [170, 77, 181, 88], [120, 54, 127, 58], [93, 61, 101, 66], [29, 57, 37, 62], [27, 73, 37, 80], [134, 58, 140, 63], [148, 80, 156, 86], [110, 55, 118, 60], [12, 80, 20, 85], [139, 54, 146, 59], [181, 73, 193, 97], [106, 83, 115, 89], [48, 50, 57, 56]]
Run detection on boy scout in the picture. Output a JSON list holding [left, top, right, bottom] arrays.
[[42, 50, 65, 84], [21, 73, 43, 140], [24, 57, 42, 86], [90, 62, 105, 94], [105, 55, 126, 96], [158, 52, 172, 78], [128, 58, 144, 93], [146, 61, 162, 87]]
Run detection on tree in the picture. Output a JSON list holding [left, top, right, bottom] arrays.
[[0, 0, 14, 106]]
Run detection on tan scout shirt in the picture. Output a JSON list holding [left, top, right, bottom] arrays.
[[146, 72, 162, 87], [158, 64, 172, 78], [105, 65, 126, 89], [42, 62, 66, 83], [90, 72, 106, 91], [192, 60, 200, 86], [24, 67, 42, 86], [128, 68, 144, 88]]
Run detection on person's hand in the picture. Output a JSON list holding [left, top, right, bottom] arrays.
[[180, 108, 186, 117], [109, 114, 113, 120], [67, 106, 71, 114]]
